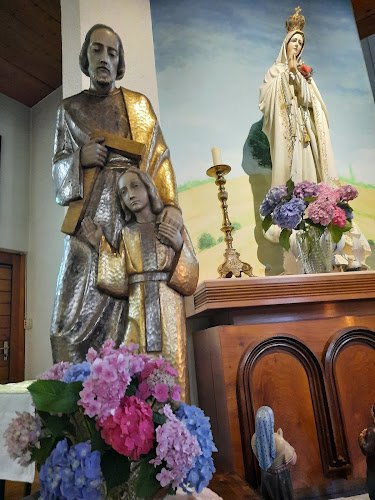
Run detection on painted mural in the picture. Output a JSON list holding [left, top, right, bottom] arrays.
[[150, 0, 375, 279]]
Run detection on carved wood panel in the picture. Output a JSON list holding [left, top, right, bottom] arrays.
[[325, 328, 375, 479], [238, 336, 349, 491]]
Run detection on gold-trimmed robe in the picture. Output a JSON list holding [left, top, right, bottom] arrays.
[[97, 223, 199, 401]]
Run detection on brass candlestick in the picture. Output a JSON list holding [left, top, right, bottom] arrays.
[[206, 164, 254, 278]]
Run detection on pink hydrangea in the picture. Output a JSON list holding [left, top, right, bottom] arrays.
[[100, 395, 154, 460], [37, 361, 72, 381], [4, 411, 45, 466], [136, 358, 181, 403], [332, 206, 347, 228], [79, 340, 146, 424], [339, 184, 358, 202], [307, 198, 335, 226], [151, 405, 202, 488], [318, 183, 340, 202]]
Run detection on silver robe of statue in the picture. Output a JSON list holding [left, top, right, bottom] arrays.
[[51, 88, 179, 363]]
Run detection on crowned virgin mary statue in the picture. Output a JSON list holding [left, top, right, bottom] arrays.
[[259, 7, 370, 270], [259, 7, 337, 187]]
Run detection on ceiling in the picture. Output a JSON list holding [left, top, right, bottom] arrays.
[[0, 0, 61, 107], [0, 0, 374, 108]]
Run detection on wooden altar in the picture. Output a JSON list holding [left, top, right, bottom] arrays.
[[186, 271, 375, 498]]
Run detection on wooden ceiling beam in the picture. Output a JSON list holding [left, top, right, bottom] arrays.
[[0, 3, 62, 53], [33, 0, 61, 23], [0, 56, 54, 107], [351, 0, 375, 39]]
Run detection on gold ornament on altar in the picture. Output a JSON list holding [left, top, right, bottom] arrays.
[[286, 6, 305, 32], [207, 148, 254, 279]]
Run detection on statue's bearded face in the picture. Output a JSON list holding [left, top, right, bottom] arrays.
[[87, 28, 119, 86]]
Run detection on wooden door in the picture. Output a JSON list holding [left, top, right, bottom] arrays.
[[0, 251, 25, 383]]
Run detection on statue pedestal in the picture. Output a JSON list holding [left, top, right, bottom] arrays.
[[186, 271, 375, 498]]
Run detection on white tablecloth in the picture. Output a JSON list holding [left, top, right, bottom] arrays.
[[0, 381, 35, 483]]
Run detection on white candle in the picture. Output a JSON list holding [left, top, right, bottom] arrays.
[[211, 147, 222, 166]]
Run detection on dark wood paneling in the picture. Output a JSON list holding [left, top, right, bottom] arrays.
[[0, 56, 54, 107], [0, 268, 11, 280], [9, 252, 25, 382], [351, 0, 375, 39], [0, 303, 11, 315], [0, 0, 61, 107], [325, 329, 375, 480], [0, 292, 11, 304], [0, 328, 10, 340], [250, 353, 322, 490], [0, 279, 11, 292], [0, 317, 10, 329], [336, 344, 374, 478]]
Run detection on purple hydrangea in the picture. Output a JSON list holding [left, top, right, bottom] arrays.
[[293, 181, 320, 200], [37, 362, 73, 381], [39, 439, 103, 500], [62, 361, 91, 383], [4, 411, 45, 466], [176, 403, 217, 494], [339, 184, 358, 202], [259, 185, 288, 217], [272, 197, 306, 230], [150, 405, 202, 489]]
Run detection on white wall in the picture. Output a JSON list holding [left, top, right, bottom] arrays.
[[0, 93, 30, 253], [25, 88, 64, 378]]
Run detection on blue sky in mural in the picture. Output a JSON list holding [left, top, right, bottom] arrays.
[[150, 0, 375, 185]]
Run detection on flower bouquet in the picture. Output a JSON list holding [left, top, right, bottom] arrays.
[[260, 179, 357, 272], [4, 340, 217, 499]]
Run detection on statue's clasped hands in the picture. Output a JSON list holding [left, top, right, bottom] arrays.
[[81, 137, 108, 168]]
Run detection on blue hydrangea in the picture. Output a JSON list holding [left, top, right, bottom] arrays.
[[176, 403, 217, 494], [259, 185, 287, 217], [62, 361, 91, 383], [272, 197, 306, 230], [39, 439, 103, 499], [339, 203, 354, 220]]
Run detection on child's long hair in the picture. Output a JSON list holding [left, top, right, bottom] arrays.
[[118, 166, 164, 222]]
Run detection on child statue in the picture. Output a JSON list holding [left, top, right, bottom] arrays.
[[359, 403, 375, 500], [82, 166, 199, 400], [251, 406, 297, 500]]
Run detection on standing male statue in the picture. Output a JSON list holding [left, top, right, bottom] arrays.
[[51, 24, 182, 363]]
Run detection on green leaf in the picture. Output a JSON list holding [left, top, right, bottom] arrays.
[[286, 178, 295, 196], [279, 228, 292, 251], [304, 196, 317, 202], [329, 224, 344, 244], [101, 450, 130, 491], [125, 382, 138, 397], [168, 485, 177, 495], [343, 220, 352, 232], [41, 413, 73, 438], [85, 415, 108, 453], [152, 412, 167, 426], [262, 215, 273, 233], [136, 459, 161, 499], [31, 436, 57, 470], [29, 380, 83, 414]]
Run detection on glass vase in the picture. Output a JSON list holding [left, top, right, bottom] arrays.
[[295, 227, 333, 274], [107, 462, 167, 500]]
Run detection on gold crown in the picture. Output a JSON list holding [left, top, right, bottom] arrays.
[[286, 6, 305, 32]]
